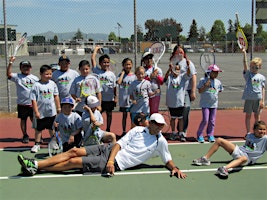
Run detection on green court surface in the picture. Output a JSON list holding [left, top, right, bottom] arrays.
[[1, 142, 267, 200]]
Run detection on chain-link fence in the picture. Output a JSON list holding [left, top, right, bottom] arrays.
[[1, 0, 266, 112]]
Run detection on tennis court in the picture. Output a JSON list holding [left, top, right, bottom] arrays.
[[1, 141, 267, 200]]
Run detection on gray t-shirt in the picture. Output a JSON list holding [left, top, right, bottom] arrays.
[[178, 58, 197, 90], [165, 72, 189, 108], [239, 133, 267, 164], [242, 71, 266, 100], [30, 80, 59, 119], [197, 77, 223, 108], [128, 79, 152, 114], [54, 112, 83, 144], [9, 73, 39, 105], [93, 67, 116, 101], [69, 75, 101, 113], [52, 69, 79, 99], [82, 109, 105, 140], [117, 73, 136, 108]]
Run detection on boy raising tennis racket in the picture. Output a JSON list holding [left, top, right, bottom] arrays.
[[6, 57, 39, 143], [241, 49, 265, 135], [193, 121, 267, 178]]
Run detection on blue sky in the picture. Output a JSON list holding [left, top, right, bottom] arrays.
[[1, 0, 265, 39]]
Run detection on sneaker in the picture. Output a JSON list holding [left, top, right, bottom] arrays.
[[31, 144, 40, 153], [216, 166, 228, 177], [179, 132, 186, 142], [17, 154, 37, 176], [22, 134, 29, 143], [192, 156, 211, 166], [49, 138, 59, 150], [208, 136, 215, 143], [169, 133, 177, 141], [197, 136, 205, 143]]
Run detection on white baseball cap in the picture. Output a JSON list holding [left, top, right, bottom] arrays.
[[149, 113, 166, 125], [86, 96, 100, 108]]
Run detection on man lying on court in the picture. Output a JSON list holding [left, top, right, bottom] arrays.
[[192, 120, 267, 178], [17, 113, 187, 179]]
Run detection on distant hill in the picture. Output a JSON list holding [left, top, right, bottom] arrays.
[[29, 31, 109, 41]]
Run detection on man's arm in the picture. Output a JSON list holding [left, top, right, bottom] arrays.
[[106, 143, 121, 175], [165, 160, 187, 179]]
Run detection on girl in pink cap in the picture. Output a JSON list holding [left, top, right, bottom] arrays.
[[196, 64, 223, 143]]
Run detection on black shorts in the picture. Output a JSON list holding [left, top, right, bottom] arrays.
[[17, 105, 33, 120], [101, 101, 115, 113], [168, 107, 184, 119], [36, 116, 56, 131], [119, 107, 131, 112]]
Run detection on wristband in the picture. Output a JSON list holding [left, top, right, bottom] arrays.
[[107, 160, 114, 164], [9, 62, 13, 64]]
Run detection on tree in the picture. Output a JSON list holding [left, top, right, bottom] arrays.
[[209, 20, 226, 41], [144, 18, 182, 41], [108, 32, 117, 41], [227, 19, 235, 33], [198, 26, 206, 41], [144, 19, 161, 41], [187, 19, 199, 42], [50, 35, 58, 45], [73, 28, 83, 40]]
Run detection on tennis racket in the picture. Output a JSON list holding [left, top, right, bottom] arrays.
[[236, 13, 248, 50], [200, 52, 215, 78], [83, 126, 101, 146], [13, 32, 27, 57], [48, 128, 63, 157], [150, 42, 166, 69]]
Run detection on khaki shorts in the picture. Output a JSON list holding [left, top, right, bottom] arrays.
[[231, 145, 250, 166]]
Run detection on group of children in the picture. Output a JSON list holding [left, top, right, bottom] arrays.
[[7, 44, 265, 154]]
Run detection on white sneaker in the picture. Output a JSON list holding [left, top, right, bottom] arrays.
[[179, 132, 186, 142], [49, 138, 59, 150], [31, 144, 40, 153]]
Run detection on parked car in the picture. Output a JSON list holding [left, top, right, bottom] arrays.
[[215, 48, 223, 53], [197, 48, 205, 53], [184, 48, 194, 53]]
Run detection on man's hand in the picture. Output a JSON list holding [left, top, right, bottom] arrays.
[[170, 168, 187, 179], [106, 160, 115, 176]]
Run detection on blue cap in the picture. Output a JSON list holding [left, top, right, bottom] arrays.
[[61, 97, 75, 106]]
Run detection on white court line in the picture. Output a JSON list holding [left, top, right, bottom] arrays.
[[1, 165, 266, 180]]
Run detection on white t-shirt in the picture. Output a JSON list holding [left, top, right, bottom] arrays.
[[115, 126, 172, 170]]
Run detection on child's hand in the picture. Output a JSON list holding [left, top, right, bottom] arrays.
[[150, 69, 158, 79], [9, 56, 15, 63], [54, 122, 59, 128], [68, 135, 74, 144], [132, 100, 137, 104], [204, 79, 211, 87], [35, 111, 41, 119]]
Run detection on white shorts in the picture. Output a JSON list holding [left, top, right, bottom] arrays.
[[231, 145, 250, 166]]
